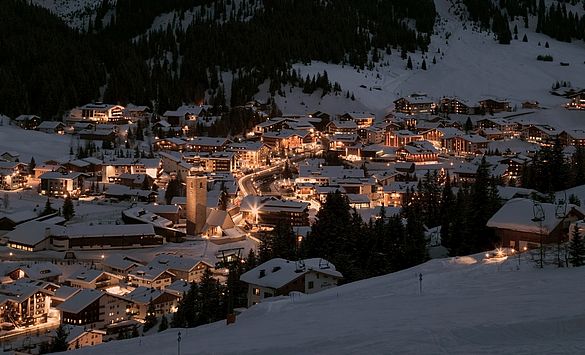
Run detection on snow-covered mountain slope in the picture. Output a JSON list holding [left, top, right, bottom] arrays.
[[271, 0, 585, 118], [0, 116, 71, 162], [28, 0, 104, 30], [75, 253, 585, 354]]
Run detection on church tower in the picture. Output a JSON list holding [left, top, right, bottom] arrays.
[[186, 175, 207, 236]]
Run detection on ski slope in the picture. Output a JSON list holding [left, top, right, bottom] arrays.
[[271, 0, 585, 119], [74, 252, 585, 354]]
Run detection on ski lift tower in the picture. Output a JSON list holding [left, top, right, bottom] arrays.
[[555, 192, 569, 267], [532, 201, 545, 269]]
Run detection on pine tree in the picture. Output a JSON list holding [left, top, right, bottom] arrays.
[[143, 301, 157, 332], [407, 56, 413, 69], [218, 182, 229, 211], [29, 156, 36, 175], [421, 59, 427, 70], [52, 324, 69, 352], [522, 34, 528, 42], [569, 224, 585, 267], [158, 314, 169, 332], [62, 195, 75, 220], [41, 197, 54, 217]]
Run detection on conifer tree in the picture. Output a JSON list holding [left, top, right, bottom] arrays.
[[407, 56, 413, 69], [158, 314, 169, 332], [52, 324, 69, 352], [41, 197, 54, 217], [569, 224, 585, 267], [62, 195, 75, 220], [143, 301, 157, 332]]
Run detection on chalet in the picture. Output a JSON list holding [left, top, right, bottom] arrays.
[[240, 258, 342, 307], [559, 129, 585, 147], [104, 184, 158, 203], [62, 158, 103, 176], [253, 118, 291, 135], [39, 171, 86, 197], [128, 266, 175, 290], [101, 158, 161, 183], [79, 128, 117, 142], [394, 95, 437, 115], [0, 161, 29, 190], [439, 97, 476, 114], [110, 173, 154, 189], [326, 120, 358, 135], [478, 128, 504, 141], [57, 289, 132, 329], [566, 92, 585, 110], [422, 127, 463, 145], [382, 181, 418, 207], [0, 279, 53, 326], [162, 105, 208, 126], [522, 101, 540, 109], [33, 164, 63, 179], [327, 134, 360, 152], [155, 137, 189, 152], [14, 115, 41, 129], [142, 204, 182, 224], [445, 134, 489, 154], [53, 325, 105, 351], [71, 122, 96, 133], [147, 254, 213, 283], [65, 269, 123, 290], [476, 117, 519, 138], [262, 130, 314, 152], [6, 263, 62, 283], [101, 254, 144, 276], [183, 151, 237, 172], [158, 152, 194, 178], [188, 136, 230, 153], [36, 121, 65, 134], [487, 198, 585, 249], [126, 287, 181, 320], [1, 151, 20, 162], [240, 196, 310, 226], [397, 141, 439, 162], [521, 124, 560, 145], [385, 130, 423, 147], [124, 105, 151, 121], [227, 141, 270, 170], [478, 98, 511, 113], [72, 103, 126, 124], [340, 112, 375, 128], [364, 126, 385, 144]]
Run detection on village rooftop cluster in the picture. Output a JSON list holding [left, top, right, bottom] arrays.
[[0, 88, 584, 352]]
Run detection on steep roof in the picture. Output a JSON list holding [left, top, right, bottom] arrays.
[[240, 258, 342, 290]]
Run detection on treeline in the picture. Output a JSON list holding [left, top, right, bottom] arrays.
[[521, 139, 585, 194], [0, 0, 437, 119], [0, 0, 105, 118], [464, 0, 585, 44], [260, 163, 501, 284]]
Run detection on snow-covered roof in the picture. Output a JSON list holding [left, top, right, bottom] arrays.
[[66, 268, 120, 284], [487, 198, 585, 234], [5, 221, 66, 247], [57, 289, 104, 314], [58, 224, 156, 239], [240, 258, 343, 290], [102, 254, 144, 271], [148, 254, 210, 272]]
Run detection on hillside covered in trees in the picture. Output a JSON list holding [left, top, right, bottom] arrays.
[[1, 0, 436, 119]]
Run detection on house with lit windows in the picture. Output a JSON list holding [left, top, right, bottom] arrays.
[[57, 289, 132, 329], [240, 258, 343, 307]]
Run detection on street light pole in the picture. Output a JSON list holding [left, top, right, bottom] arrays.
[[532, 201, 545, 269], [177, 331, 182, 355]]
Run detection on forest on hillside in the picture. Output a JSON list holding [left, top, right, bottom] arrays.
[[0, 0, 436, 119]]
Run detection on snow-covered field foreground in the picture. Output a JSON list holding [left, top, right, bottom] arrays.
[[75, 254, 585, 354]]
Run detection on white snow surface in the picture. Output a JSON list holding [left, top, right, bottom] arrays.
[[74, 253, 585, 354], [267, 0, 585, 119]]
